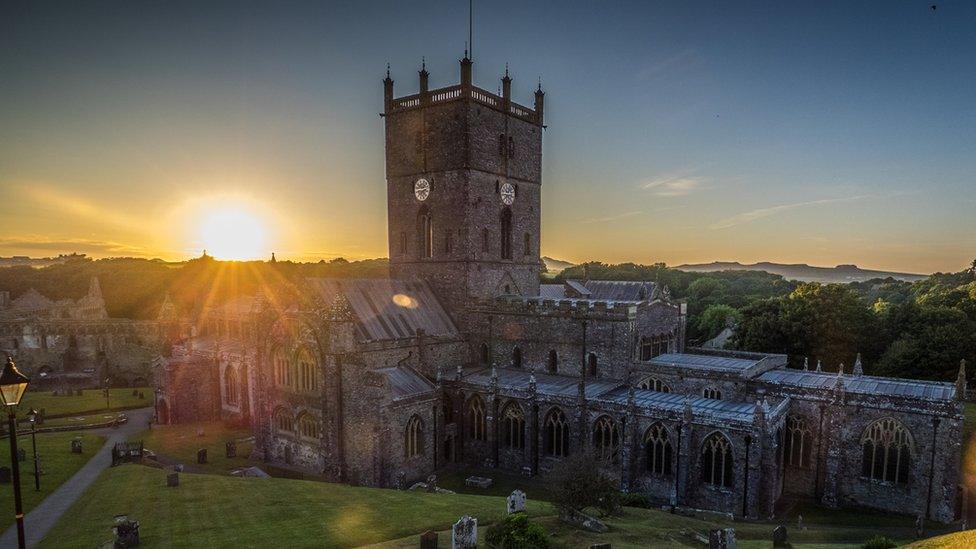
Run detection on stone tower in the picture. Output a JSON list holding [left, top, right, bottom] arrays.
[[384, 55, 545, 314]]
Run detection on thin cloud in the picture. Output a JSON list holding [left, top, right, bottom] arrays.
[[581, 210, 643, 224], [641, 176, 703, 197], [0, 236, 152, 257], [709, 195, 870, 230]]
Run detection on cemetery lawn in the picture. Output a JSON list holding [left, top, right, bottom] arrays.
[[38, 464, 549, 548], [131, 422, 254, 475], [20, 388, 152, 420], [903, 530, 976, 548], [0, 431, 104, 532]]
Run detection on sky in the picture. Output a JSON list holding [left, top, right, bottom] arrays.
[[1, 1, 975, 273]]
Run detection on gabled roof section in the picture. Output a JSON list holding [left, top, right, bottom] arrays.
[[650, 352, 786, 378], [306, 278, 458, 342], [759, 369, 956, 402], [582, 280, 655, 302], [11, 288, 54, 312], [374, 365, 436, 401]]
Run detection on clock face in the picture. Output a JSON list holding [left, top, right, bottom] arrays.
[[500, 182, 515, 205], [414, 178, 430, 201]]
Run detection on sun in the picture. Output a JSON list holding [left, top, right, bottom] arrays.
[[198, 206, 269, 260]]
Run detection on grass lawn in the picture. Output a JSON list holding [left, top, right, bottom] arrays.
[[0, 431, 104, 532], [38, 411, 128, 429], [131, 422, 254, 475], [20, 388, 152, 420], [39, 464, 549, 548], [904, 530, 976, 548]]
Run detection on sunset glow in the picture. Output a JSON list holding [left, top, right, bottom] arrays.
[[197, 206, 270, 261]]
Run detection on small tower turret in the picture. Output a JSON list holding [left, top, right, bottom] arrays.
[[383, 64, 394, 113], [419, 57, 429, 97], [501, 63, 512, 108], [460, 51, 472, 89], [534, 78, 545, 126]]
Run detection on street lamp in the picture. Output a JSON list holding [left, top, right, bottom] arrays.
[[104, 377, 111, 411], [1, 356, 31, 549], [28, 408, 39, 491]]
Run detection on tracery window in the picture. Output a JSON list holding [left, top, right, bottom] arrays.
[[405, 415, 424, 458], [273, 407, 293, 433], [639, 333, 672, 361], [644, 423, 673, 475], [296, 413, 321, 440], [223, 366, 240, 406], [592, 415, 620, 464], [480, 342, 490, 365], [703, 387, 722, 400], [500, 208, 513, 260], [637, 377, 671, 393], [272, 347, 288, 387], [544, 408, 570, 458], [701, 433, 733, 488], [501, 403, 525, 450], [296, 347, 317, 392], [467, 395, 487, 442], [784, 416, 812, 468], [512, 346, 523, 369], [547, 349, 558, 374], [861, 418, 913, 484]]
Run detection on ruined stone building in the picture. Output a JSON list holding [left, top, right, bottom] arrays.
[[156, 55, 965, 522], [0, 278, 175, 387]]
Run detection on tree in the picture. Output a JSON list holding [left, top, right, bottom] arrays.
[[485, 512, 550, 549], [548, 451, 620, 517], [696, 304, 741, 340]]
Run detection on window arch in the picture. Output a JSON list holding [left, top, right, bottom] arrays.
[[702, 387, 722, 400], [544, 408, 570, 458], [592, 416, 620, 464], [644, 423, 673, 475], [861, 418, 913, 484], [500, 207, 513, 260], [523, 232, 531, 256], [273, 407, 293, 433], [296, 347, 318, 392], [418, 206, 433, 259], [467, 395, 487, 442], [296, 413, 321, 440], [272, 347, 288, 387], [701, 432, 734, 488], [784, 416, 812, 469], [442, 394, 454, 424], [482, 228, 490, 253], [405, 415, 424, 458], [637, 377, 671, 393], [224, 366, 240, 406], [587, 353, 598, 377], [501, 403, 525, 450], [480, 342, 489, 365], [512, 346, 523, 369], [547, 350, 558, 374]]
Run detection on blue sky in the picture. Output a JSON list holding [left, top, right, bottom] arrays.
[[1, 1, 974, 272]]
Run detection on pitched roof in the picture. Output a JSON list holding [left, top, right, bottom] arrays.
[[374, 366, 436, 400], [759, 369, 956, 402], [305, 278, 458, 342], [582, 280, 655, 302]]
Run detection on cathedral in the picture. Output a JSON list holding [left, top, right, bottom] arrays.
[[156, 54, 965, 522]]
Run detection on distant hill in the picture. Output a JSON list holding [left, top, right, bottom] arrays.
[[542, 256, 575, 273], [675, 261, 927, 283]]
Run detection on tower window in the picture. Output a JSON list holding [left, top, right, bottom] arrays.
[[418, 207, 433, 259], [587, 353, 598, 377], [500, 208, 513, 260], [524, 233, 531, 256], [547, 349, 558, 374], [482, 228, 490, 253], [508, 136, 515, 158], [512, 346, 522, 368], [498, 134, 505, 156], [399, 232, 407, 255]]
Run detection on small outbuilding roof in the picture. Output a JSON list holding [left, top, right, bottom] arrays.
[[374, 365, 436, 400]]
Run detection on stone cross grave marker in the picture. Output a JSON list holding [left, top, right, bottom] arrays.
[[507, 489, 526, 514], [709, 528, 737, 549], [452, 515, 477, 549]]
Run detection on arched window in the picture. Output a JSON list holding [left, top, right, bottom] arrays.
[[467, 395, 487, 442], [500, 208, 513, 260], [644, 423, 673, 475], [544, 408, 570, 457], [442, 394, 454, 424], [512, 346, 523, 369], [296, 347, 317, 392], [482, 228, 490, 253], [639, 334, 672, 361], [784, 416, 812, 469], [501, 403, 525, 450], [399, 231, 407, 255], [296, 413, 320, 440], [861, 418, 913, 484], [272, 347, 288, 387], [480, 342, 490, 365], [224, 366, 240, 406], [547, 350, 558, 374], [701, 433, 734, 488], [587, 353, 598, 377], [273, 407, 293, 433], [523, 232, 531, 256], [405, 415, 424, 458], [592, 416, 620, 464], [703, 387, 722, 400], [637, 377, 671, 393], [418, 207, 433, 259]]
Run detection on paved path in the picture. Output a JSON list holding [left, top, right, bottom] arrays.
[[0, 407, 154, 549]]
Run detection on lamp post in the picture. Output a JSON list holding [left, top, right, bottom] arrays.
[[28, 408, 39, 491], [104, 377, 111, 411], [1, 356, 31, 549]]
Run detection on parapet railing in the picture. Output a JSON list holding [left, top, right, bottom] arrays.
[[389, 85, 538, 124]]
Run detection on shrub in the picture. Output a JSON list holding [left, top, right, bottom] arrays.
[[549, 451, 621, 517], [861, 535, 897, 549], [485, 512, 550, 549], [619, 492, 651, 509]]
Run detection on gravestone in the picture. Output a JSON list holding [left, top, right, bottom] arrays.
[[506, 489, 526, 514], [17, 448, 26, 462], [132, 389, 139, 397], [426, 474, 438, 493], [797, 515, 803, 530], [915, 515, 924, 538], [419, 530, 438, 549], [709, 528, 737, 549], [197, 448, 207, 464], [174, 464, 184, 472], [0, 466, 10, 484], [167, 472, 179, 487], [138, 392, 145, 399], [464, 475, 493, 489], [772, 525, 788, 548], [113, 515, 140, 548], [37, 409, 45, 426], [225, 441, 237, 458], [452, 515, 477, 549], [71, 439, 83, 454]]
